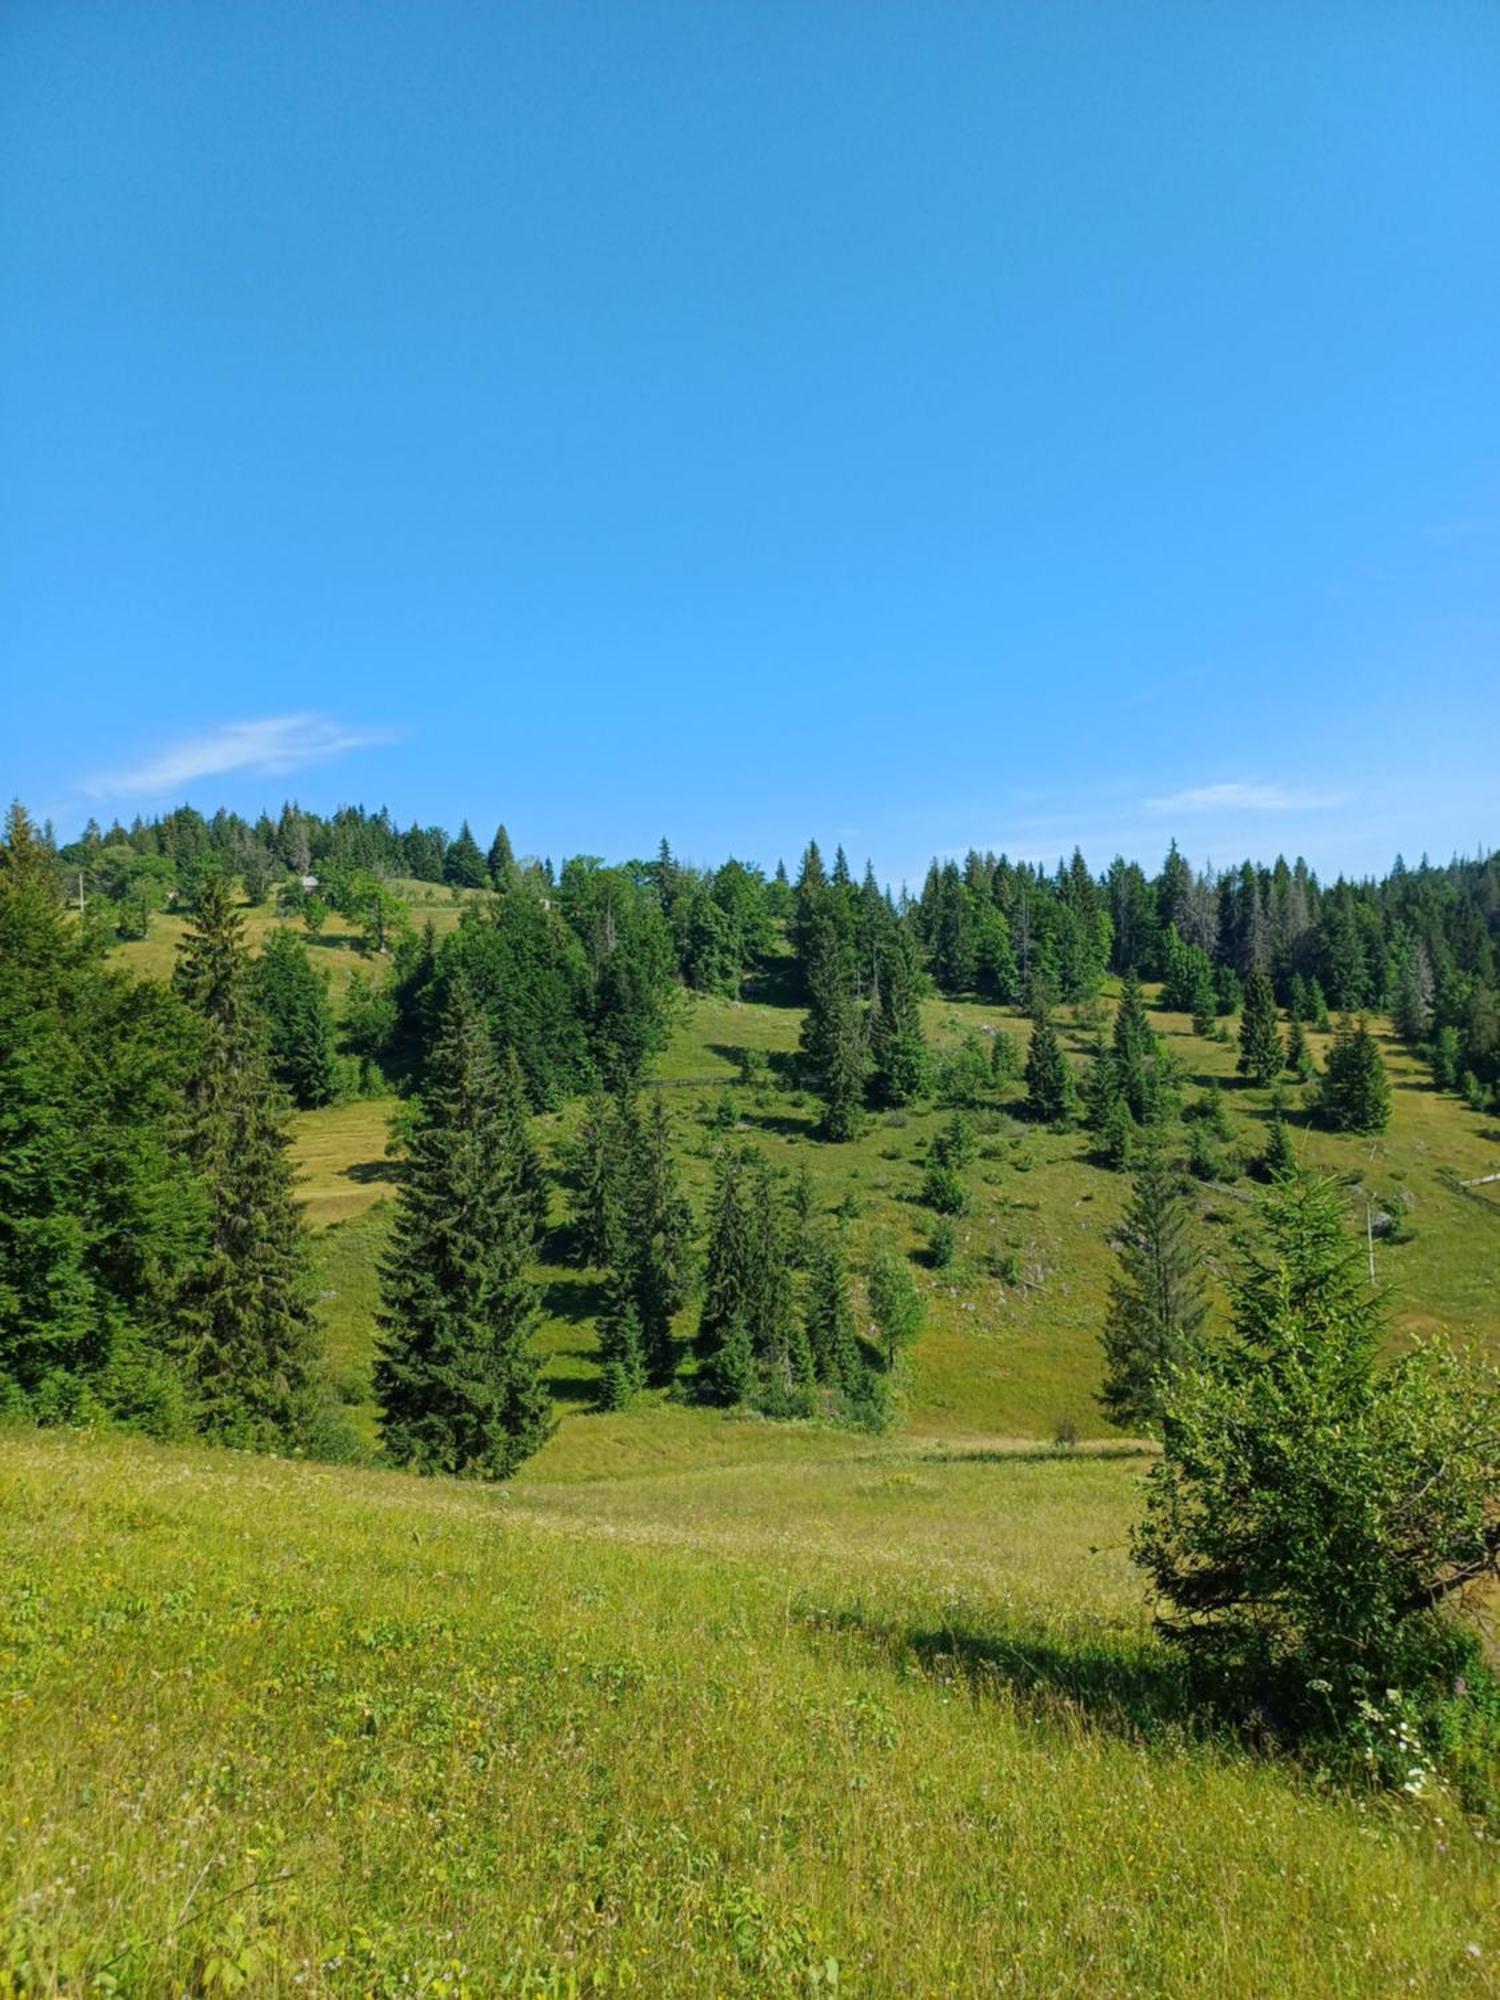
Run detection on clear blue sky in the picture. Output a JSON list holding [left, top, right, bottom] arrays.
[[4, 2, 1497, 886]]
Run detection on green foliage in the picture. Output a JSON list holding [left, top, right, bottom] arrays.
[[374, 981, 554, 1478], [867, 926, 930, 1108], [1431, 1024, 1461, 1093], [172, 878, 331, 1452], [570, 1091, 631, 1269], [989, 1028, 1020, 1084], [803, 1232, 864, 1395], [696, 1146, 810, 1407], [1135, 1170, 1500, 1753], [1186, 1121, 1231, 1185], [1184, 1083, 1233, 1142], [1263, 1107, 1296, 1178], [1099, 1147, 1206, 1433], [1023, 1009, 1074, 1125], [930, 1110, 977, 1172], [0, 806, 203, 1425], [250, 926, 339, 1108], [1284, 1014, 1315, 1082], [417, 892, 596, 1109], [615, 1094, 695, 1386], [1161, 926, 1216, 1026], [442, 819, 489, 889], [1237, 968, 1284, 1086], [920, 1161, 969, 1216], [927, 1216, 956, 1268], [798, 895, 867, 1141], [865, 1244, 925, 1368], [1318, 1017, 1391, 1134], [934, 1032, 991, 1108], [595, 1273, 647, 1410]]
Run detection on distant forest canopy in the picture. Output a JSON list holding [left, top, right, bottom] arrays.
[[49, 800, 1500, 1003]]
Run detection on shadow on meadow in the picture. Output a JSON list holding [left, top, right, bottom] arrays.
[[795, 1594, 1199, 1747]]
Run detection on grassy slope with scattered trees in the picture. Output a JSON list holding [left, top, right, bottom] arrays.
[[5, 815, 1500, 1993], [300, 981, 1500, 1452]]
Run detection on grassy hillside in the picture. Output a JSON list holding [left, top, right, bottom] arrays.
[[7, 966, 1497, 1993], [3, 1429, 1495, 1997], [109, 878, 479, 1003], [296, 983, 1500, 1447]]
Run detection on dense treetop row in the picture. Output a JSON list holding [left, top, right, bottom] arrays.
[[43, 798, 1500, 1107]]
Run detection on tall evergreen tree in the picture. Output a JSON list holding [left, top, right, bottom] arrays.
[[0, 805, 201, 1426], [804, 1232, 863, 1393], [250, 926, 339, 1108], [799, 899, 867, 1139], [626, 1093, 695, 1385], [867, 925, 928, 1107], [696, 1147, 808, 1404], [569, 1091, 629, 1268], [443, 820, 489, 890], [594, 1271, 646, 1410], [1024, 1007, 1074, 1123], [373, 979, 554, 1478], [172, 877, 326, 1449], [1237, 966, 1284, 1086], [1318, 1016, 1391, 1134], [1099, 1146, 1207, 1433], [486, 823, 516, 886]]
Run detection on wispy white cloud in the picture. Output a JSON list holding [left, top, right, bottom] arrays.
[[83, 714, 396, 799], [1145, 781, 1349, 816]]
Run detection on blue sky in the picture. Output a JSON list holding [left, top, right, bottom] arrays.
[[3, 1, 1497, 887]]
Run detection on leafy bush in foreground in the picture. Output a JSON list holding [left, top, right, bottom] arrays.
[[1135, 1169, 1500, 1782]]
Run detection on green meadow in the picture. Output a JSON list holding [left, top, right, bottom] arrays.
[[4, 980, 1499, 1994]]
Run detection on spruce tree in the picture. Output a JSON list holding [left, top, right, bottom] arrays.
[[804, 1232, 863, 1394], [1285, 1014, 1315, 1082], [1098, 1146, 1206, 1433], [1318, 1016, 1391, 1134], [595, 1271, 646, 1410], [373, 979, 553, 1478], [486, 823, 516, 886], [570, 1091, 629, 1268], [697, 1147, 808, 1405], [799, 902, 867, 1140], [443, 820, 488, 889], [1263, 1104, 1296, 1177], [867, 928, 928, 1107], [0, 805, 201, 1426], [1237, 966, 1283, 1086], [172, 876, 326, 1450], [250, 926, 338, 1108], [1024, 1008, 1074, 1123], [627, 1093, 694, 1385]]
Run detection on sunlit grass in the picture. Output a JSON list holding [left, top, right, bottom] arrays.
[[2, 1430, 1495, 1996]]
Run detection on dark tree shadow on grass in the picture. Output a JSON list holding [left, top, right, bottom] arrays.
[[542, 1349, 599, 1407], [795, 1598, 1198, 1747], [542, 1272, 608, 1324]]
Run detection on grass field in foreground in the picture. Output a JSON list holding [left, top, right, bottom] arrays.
[[2, 1430, 1496, 1997]]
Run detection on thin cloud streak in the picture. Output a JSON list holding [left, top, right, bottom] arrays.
[[1145, 781, 1349, 816], [83, 714, 397, 799]]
